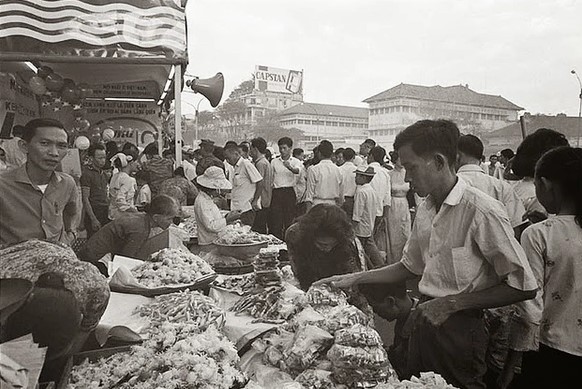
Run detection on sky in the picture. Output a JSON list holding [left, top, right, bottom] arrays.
[[181, 0, 582, 117]]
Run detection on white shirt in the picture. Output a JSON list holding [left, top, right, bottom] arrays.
[[183, 160, 197, 182], [354, 155, 365, 167], [230, 157, 262, 213], [514, 215, 582, 356], [368, 162, 391, 216], [401, 178, 537, 298], [339, 161, 357, 198], [295, 165, 308, 203], [353, 183, 378, 238], [457, 164, 526, 228], [272, 156, 302, 188], [194, 191, 227, 245], [304, 159, 342, 204], [108, 171, 136, 220]]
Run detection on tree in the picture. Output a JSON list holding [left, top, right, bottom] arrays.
[[251, 111, 304, 144], [228, 78, 255, 99]]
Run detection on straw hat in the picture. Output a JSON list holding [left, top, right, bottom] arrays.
[[354, 166, 376, 177], [196, 166, 232, 190]]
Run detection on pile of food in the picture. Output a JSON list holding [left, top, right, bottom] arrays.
[[178, 217, 198, 238], [253, 247, 283, 288], [215, 223, 283, 245], [136, 290, 225, 330], [377, 372, 459, 389], [212, 274, 256, 295], [131, 248, 214, 287], [231, 286, 286, 324]]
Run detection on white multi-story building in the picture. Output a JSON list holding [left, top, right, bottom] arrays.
[[278, 102, 369, 149], [363, 83, 524, 150]]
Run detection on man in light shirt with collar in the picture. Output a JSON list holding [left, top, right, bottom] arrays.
[[456, 134, 526, 235], [270, 137, 302, 240], [354, 138, 375, 167], [224, 143, 263, 226], [304, 140, 342, 211], [250, 137, 274, 234], [338, 147, 358, 218], [368, 146, 392, 264], [315, 119, 537, 389]]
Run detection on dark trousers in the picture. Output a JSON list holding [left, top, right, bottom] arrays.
[[342, 196, 354, 219], [515, 343, 582, 389], [269, 187, 297, 240], [357, 236, 384, 269], [84, 204, 109, 238], [407, 309, 488, 389], [252, 208, 269, 234], [240, 210, 256, 227]]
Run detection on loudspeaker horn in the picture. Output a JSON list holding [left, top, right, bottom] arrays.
[[186, 73, 224, 108]]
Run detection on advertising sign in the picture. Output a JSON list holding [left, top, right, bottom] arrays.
[[254, 65, 303, 94], [0, 72, 40, 138]]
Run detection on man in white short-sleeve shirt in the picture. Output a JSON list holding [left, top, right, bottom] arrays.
[[314, 119, 537, 389], [224, 144, 262, 226], [304, 140, 342, 210]]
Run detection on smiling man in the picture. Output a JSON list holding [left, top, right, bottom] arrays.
[[0, 118, 78, 246], [315, 119, 538, 388]]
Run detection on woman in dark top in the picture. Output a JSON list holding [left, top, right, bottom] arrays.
[[285, 204, 364, 291]]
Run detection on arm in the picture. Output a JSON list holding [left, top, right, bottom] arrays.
[[314, 261, 416, 288], [283, 159, 300, 174], [77, 220, 125, 265], [81, 187, 100, 230], [197, 202, 227, 233], [63, 182, 79, 234], [304, 167, 316, 209]]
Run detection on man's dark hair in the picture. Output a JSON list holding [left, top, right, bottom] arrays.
[[173, 166, 185, 178], [213, 146, 226, 161], [239, 142, 249, 153], [393, 119, 460, 164], [224, 140, 238, 148], [146, 194, 179, 216], [251, 137, 268, 154], [318, 140, 334, 158], [512, 128, 569, 178], [334, 147, 345, 156], [363, 139, 376, 147], [105, 141, 118, 156], [87, 143, 105, 157], [143, 142, 158, 156], [369, 146, 386, 164], [12, 125, 25, 138], [343, 147, 356, 161], [293, 148, 304, 158], [278, 137, 293, 148], [500, 148, 515, 159], [22, 118, 67, 143], [458, 134, 484, 160], [224, 143, 240, 153], [122, 142, 138, 154]]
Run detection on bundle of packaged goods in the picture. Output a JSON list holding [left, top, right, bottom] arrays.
[[249, 284, 391, 388], [376, 372, 459, 389], [253, 247, 283, 287], [215, 224, 283, 245], [212, 273, 257, 295], [131, 248, 214, 287], [68, 291, 247, 389], [230, 285, 297, 324]]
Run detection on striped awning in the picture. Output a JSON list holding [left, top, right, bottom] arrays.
[[0, 0, 187, 61]]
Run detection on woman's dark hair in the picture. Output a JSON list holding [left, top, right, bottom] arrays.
[[512, 128, 569, 178], [146, 194, 179, 216], [295, 204, 354, 248], [22, 118, 67, 143], [536, 146, 582, 227], [394, 119, 460, 165]]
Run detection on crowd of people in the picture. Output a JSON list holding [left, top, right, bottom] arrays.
[[0, 116, 580, 389]]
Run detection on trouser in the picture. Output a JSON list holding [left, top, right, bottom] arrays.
[[84, 204, 110, 238], [357, 236, 384, 269], [407, 306, 488, 389], [516, 343, 582, 389], [269, 187, 297, 240], [373, 214, 390, 265], [342, 196, 354, 219], [252, 208, 269, 234], [239, 210, 256, 227]]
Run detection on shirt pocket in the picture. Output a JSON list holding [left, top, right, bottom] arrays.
[[451, 246, 482, 289]]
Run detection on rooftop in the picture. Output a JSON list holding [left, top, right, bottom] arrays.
[[486, 114, 582, 138], [363, 83, 524, 111], [279, 102, 369, 119]]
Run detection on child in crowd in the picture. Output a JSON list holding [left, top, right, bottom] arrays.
[[352, 166, 384, 269], [359, 282, 417, 380], [135, 170, 151, 211], [501, 147, 582, 389]]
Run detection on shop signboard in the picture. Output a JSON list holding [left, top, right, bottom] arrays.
[[0, 72, 40, 138], [254, 65, 303, 94]]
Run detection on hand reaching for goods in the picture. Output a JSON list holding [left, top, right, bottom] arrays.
[[313, 273, 357, 289]]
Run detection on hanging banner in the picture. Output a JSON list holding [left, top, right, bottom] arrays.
[[0, 72, 40, 138], [0, 0, 187, 60]]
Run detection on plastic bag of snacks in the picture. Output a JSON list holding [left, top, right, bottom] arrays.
[[334, 324, 383, 348], [294, 369, 335, 389], [305, 284, 349, 307], [324, 305, 370, 333], [283, 325, 334, 371]]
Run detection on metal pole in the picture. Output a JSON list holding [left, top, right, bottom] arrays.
[[195, 98, 204, 146], [175, 64, 182, 166]]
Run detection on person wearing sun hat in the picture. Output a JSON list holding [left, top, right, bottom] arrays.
[[353, 165, 385, 269], [194, 166, 242, 246]]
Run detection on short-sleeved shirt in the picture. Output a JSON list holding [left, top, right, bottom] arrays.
[[80, 164, 109, 208], [272, 156, 302, 189], [368, 162, 391, 216], [255, 156, 274, 208], [231, 157, 263, 213], [353, 183, 378, 238], [514, 215, 582, 356], [400, 178, 537, 298], [339, 161, 357, 198], [0, 165, 78, 245], [108, 172, 137, 220], [304, 159, 342, 204], [194, 191, 227, 245], [457, 164, 526, 228]]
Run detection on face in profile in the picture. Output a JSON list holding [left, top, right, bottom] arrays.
[[398, 144, 439, 198], [22, 126, 69, 172]]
